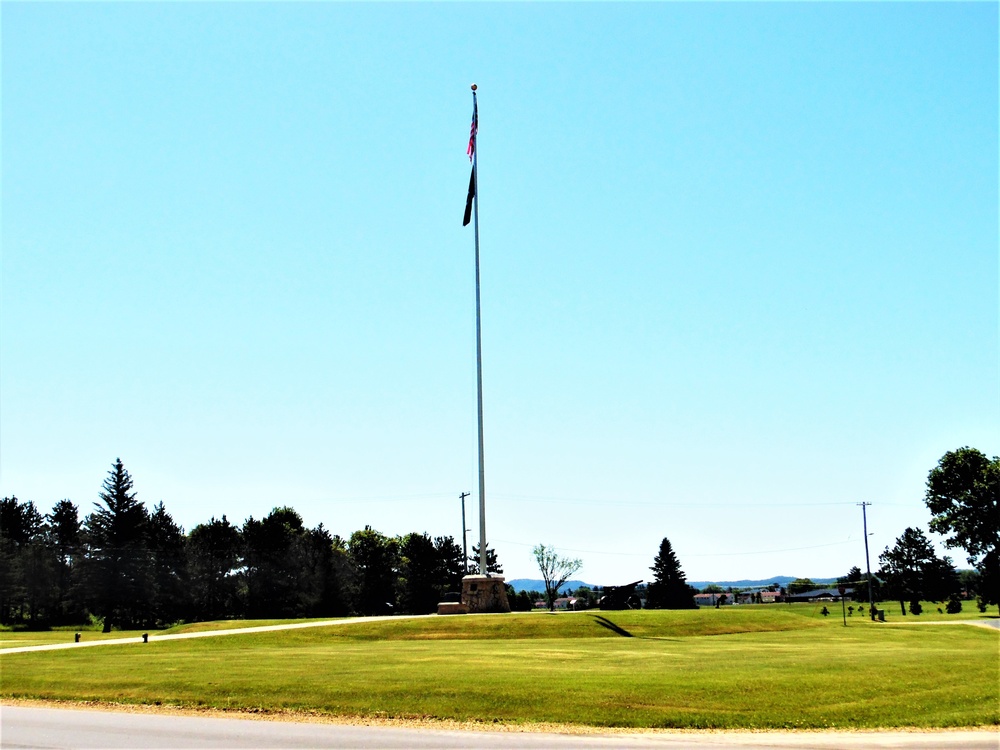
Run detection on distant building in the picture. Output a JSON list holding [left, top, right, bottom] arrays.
[[784, 587, 852, 603]]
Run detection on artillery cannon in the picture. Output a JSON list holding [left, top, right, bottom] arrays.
[[598, 580, 643, 610]]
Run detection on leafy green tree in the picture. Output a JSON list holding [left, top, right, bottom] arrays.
[[294, 524, 348, 617], [787, 578, 817, 595], [396, 532, 445, 614], [645, 537, 697, 609], [242, 507, 305, 618], [532, 544, 582, 611], [924, 447, 999, 608], [187, 516, 242, 620], [348, 526, 399, 615], [506, 586, 535, 611], [878, 527, 957, 616], [841, 565, 883, 604], [842, 566, 863, 584], [921, 554, 960, 602], [80, 459, 153, 631]]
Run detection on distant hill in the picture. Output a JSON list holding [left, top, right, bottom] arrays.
[[506, 579, 593, 594], [507, 575, 838, 594], [687, 576, 837, 590]]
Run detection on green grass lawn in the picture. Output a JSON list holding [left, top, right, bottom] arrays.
[[2, 607, 996, 729]]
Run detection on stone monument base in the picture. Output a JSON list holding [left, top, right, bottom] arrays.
[[461, 574, 511, 613], [436, 601, 470, 615]]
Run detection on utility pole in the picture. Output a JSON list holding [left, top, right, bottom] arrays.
[[460, 492, 470, 575], [859, 502, 874, 620]]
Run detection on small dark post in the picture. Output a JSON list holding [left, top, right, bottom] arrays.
[[142, 633, 148, 643], [74, 632, 81, 643]]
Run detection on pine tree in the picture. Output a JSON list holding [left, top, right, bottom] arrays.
[[645, 537, 697, 609], [81, 459, 153, 631], [148, 501, 188, 625], [46, 500, 83, 624], [467, 543, 503, 575]]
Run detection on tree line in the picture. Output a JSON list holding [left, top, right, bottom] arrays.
[[0, 458, 507, 630], [2, 446, 994, 627]]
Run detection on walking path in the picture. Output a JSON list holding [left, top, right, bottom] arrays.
[[884, 618, 999, 629], [3, 614, 995, 656], [0, 614, 434, 655]]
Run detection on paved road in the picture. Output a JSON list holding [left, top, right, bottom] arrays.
[[1, 706, 997, 750]]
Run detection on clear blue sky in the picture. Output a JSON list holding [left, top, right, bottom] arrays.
[[2, 2, 997, 584]]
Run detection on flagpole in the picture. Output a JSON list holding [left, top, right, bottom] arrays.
[[471, 84, 488, 577]]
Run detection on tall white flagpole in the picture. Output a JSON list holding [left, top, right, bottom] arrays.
[[470, 84, 488, 577]]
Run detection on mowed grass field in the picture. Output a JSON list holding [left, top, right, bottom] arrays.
[[2, 607, 997, 730]]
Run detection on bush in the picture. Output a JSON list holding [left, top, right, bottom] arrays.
[[946, 595, 962, 614], [976, 597, 988, 613], [908, 600, 923, 615], [820, 606, 829, 617]]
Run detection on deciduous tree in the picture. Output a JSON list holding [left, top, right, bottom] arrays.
[[878, 527, 958, 616], [532, 544, 582, 611], [397, 532, 445, 615], [187, 516, 242, 620], [924, 447, 999, 608], [348, 526, 398, 615]]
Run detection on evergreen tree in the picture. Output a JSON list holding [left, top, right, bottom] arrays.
[[434, 535, 465, 592], [46, 500, 83, 624], [80, 459, 153, 631], [645, 537, 697, 609], [467, 543, 503, 575], [147, 502, 188, 625], [0, 497, 46, 623]]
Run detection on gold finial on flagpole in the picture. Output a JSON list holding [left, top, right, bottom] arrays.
[[471, 83, 477, 91]]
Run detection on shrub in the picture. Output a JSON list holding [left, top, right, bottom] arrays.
[[946, 595, 962, 614], [908, 600, 923, 615]]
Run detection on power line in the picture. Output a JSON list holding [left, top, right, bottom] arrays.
[[493, 536, 859, 559], [491, 492, 914, 509]]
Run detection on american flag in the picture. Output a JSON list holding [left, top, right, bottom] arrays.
[[466, 99, 478, 161]]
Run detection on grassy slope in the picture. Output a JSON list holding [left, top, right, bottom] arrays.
[[2, 608, 996, 729]]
